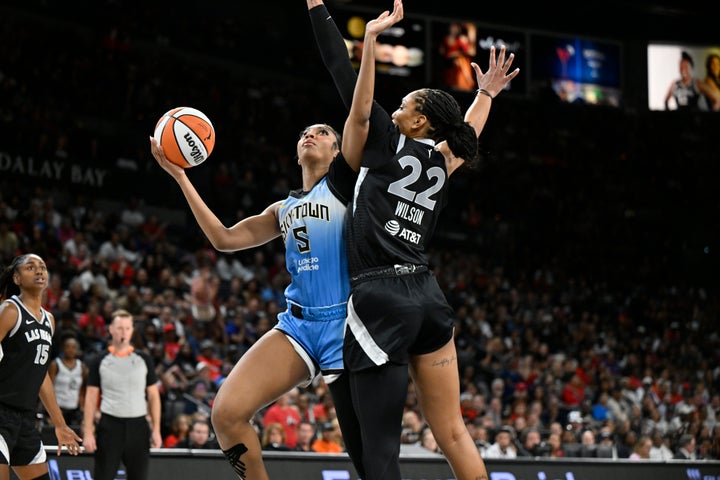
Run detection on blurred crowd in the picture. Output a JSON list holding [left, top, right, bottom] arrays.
[[1, 0, 718, 462], [2, 184, 717, 460]]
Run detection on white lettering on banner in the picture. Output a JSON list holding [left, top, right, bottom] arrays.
[[322, 471, 351, 480], [0, 151, 108, 187], [491, 472, 578, 480]]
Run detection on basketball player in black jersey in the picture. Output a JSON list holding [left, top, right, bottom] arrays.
[[0, 254, 82, 480], [330, 1, 519, 479], [664, 51, 703, 110]]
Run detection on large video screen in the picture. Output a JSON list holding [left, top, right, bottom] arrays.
[[530, 33, 622, 107], [332, 7, 426, 79], [430, 21, 527, 96], [647, 43, 720, 111]]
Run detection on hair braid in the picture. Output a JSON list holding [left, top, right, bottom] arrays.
[[0, 254, 30, 301], [414, 89, 480, 168]]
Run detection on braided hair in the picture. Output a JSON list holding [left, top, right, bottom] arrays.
[[413, 88, 481, 168], [0, 254, 35, 301]]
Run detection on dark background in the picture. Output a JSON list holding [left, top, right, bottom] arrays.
[[343, 0, 713, 43], [1, 0, 718, 289]]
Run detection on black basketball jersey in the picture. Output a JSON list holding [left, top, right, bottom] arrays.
[[346, 111, 449, 275], [0, 295, 54, 411], [672, 79, 702, 110]]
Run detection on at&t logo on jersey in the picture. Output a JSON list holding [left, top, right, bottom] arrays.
[[384, 219, 422, 245], [384, 220, 400, 235]]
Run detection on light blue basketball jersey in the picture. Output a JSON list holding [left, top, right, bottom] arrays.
[[276, 173, 351, 381], [278, 176, 350, 317]]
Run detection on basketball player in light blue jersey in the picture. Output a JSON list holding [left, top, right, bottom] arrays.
[[278, 180, 350, 329], [150, 120, 358, 479]]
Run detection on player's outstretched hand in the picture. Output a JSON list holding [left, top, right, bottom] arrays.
[[472, 45, 520, 98]]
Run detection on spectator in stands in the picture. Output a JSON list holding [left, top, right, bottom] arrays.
[[43, 273, 66, 313], [486, 396, 503, 430], [673, 434, 697, 460], [649, 430, 673, 460], [471, 423, 491, 456], [597, 429, 618, 459], [561, 374, 586, 411], [701, 393, 719, 432], [517, 427, 543, 457], [607, 385, 631, 424], [592, 392, 612, 423], [161, 323, 181, 363], [97, 229, 139, 266], [294, 421, 317, 452], [580, 429, 596, 446], [561, 428, 581, 457], [261, 422, 292, 451], [184, 363, 216, 415], [565, 410, 584, 440], [484, 426, 518, 458], [120, 197, 146, 231], [0, 221, 19, 261], [115, 285, 143, 316], [163, 413, 191, 448], [295, 392, 316, 425], [629, 435, 652, 460], [174, 418, 219, 449], [189, 254, 220, 323], [311, 422, 343, 454], [420, 427, 442, 454], [67, 278, 89, 316], [262, 390, 301, 449], [78, 298, 107, 345], [579, 429, 597, 457], [401, 410, 428, 445], [546, 432, 564, 458], [616, 428, 637, 458], [195, 339, 223, 383]]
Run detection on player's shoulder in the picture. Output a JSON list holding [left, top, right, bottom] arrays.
[[0, 299, 20, 326], [45, 309, 56, 325]]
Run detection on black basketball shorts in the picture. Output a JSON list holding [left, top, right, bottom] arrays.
[[0, 404, 46, 466], [344, 271, 455, 372]]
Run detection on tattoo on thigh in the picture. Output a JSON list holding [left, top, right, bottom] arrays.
[[431, 355, 457, 368]]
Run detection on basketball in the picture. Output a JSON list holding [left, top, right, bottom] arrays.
[[153, 107, 215, 168]]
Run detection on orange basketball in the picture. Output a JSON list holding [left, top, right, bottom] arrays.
[[153, 107, 215, 168]]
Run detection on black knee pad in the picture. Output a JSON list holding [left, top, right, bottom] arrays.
[[31, 473, 51, 480], [222, 443, 249, 480]]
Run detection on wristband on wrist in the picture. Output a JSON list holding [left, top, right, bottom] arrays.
[[477, 88, 494, 99]]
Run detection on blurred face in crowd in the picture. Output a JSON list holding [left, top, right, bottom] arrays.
[[496, 431, 512, 450], [189, 421, 210, 447], [297, 422, 315, 446], [525, 430, 541, 450]]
